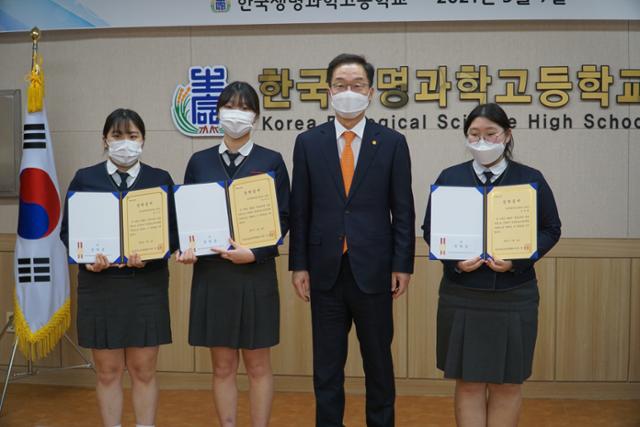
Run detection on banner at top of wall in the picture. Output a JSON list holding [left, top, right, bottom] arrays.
[[1, 0, 639, 33]]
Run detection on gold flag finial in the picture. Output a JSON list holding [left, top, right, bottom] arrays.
[[30, 26, 41, 43], [27, 27, 44, 113], [30, 27, 40, 69]]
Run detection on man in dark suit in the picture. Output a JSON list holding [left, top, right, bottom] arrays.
[[289, 53, 415, 427]]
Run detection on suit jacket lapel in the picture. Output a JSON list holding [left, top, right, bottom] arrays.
[[347, 120, 380, 202], [319, 123, 346, 201]]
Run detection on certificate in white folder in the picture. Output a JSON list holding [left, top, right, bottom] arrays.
[[68, 191, 122, 264], [173, 182, 231, 256], [429, 185, 484, 260]]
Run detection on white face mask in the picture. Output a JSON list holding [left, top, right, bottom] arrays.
[[108, 139, 142, 167], [219, 109, 255, 138], [465, 139, 506, 166], [330, 90, 370, 119]]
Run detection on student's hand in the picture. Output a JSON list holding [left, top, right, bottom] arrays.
[[175, 248, 198, 264], [126, 253, 146, 269], [212, 239, 256, 264], [292, 270, 310, 302], [86, 254, 112, 272], [456, 256, 484, 273], [486, 257, 513, 273], [391, 272, 411, 299]]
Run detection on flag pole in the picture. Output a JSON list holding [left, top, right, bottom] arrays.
[[0, 338, 19, 415], [31, 27, 40, 69], [27, 26, 44, 114], [0, 314, 95, 415]]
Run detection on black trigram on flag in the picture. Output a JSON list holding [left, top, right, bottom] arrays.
[[17, 257, 51, 283], [23, 123, 47, 150]]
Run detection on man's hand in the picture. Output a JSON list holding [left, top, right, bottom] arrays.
[[391, 272, 411, 299], [292, 270, 311, 302]]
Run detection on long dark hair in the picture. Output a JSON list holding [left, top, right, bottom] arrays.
[[463, 103, 514, 160]]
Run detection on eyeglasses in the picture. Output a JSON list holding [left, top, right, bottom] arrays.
[[467, 130, 506, 144], [330, 82, 370, 93]]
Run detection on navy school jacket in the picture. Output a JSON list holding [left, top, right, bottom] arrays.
[[183, 143, 290, 264], [422, 160, 561, 290], [60, 161, 179, 275]]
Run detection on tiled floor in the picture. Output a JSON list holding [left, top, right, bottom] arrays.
[[0, 384, 638, 426]]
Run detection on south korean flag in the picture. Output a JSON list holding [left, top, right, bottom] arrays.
[[13, 105, 70, 360]]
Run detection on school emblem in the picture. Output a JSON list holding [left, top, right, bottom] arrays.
[[171, 66, 228, 137], [210, 0, 231, 12]]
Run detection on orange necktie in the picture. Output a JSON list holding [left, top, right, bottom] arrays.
[[341, 131, 356, 195], [341, 131, 356, 253]]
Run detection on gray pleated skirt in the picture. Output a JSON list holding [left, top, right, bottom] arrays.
[[76, 267, 172, 349], [436, 276, 539, 384], [188, 256, 280, 349]]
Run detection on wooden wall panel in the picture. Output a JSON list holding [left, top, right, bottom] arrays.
[[556, 258, 630, 381], [407, 259, 443, 379], [157, 261, 194, 372], [271, 256, 312, 376], [2, 235, 640, 398], [529, 258, 556, 381], [60, 265, 93, 368], [194, 346, 213, 373], [630, 259, 640, 382], [0, 251, 22, 366]]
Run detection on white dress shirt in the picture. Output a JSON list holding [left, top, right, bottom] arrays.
[[472, 157, 508, 184], [219, 139, 254, 166], [106, 159, 140, 188]]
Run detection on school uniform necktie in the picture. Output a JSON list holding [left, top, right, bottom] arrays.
[[483, 170, 494, 187], [341, 131, 356, 253], [116, 171, 129, 192], [225, 151, 241, 177]]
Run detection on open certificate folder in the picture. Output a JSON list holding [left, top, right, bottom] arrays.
[[429, 184, 538, 260], [67, 187, 171, 264], [173, 172, 282, 255]]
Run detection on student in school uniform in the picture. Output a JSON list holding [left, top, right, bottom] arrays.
[[176, 81, 290, 427], [60, 108, 178, 427], [422, 103, 561, 427]]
